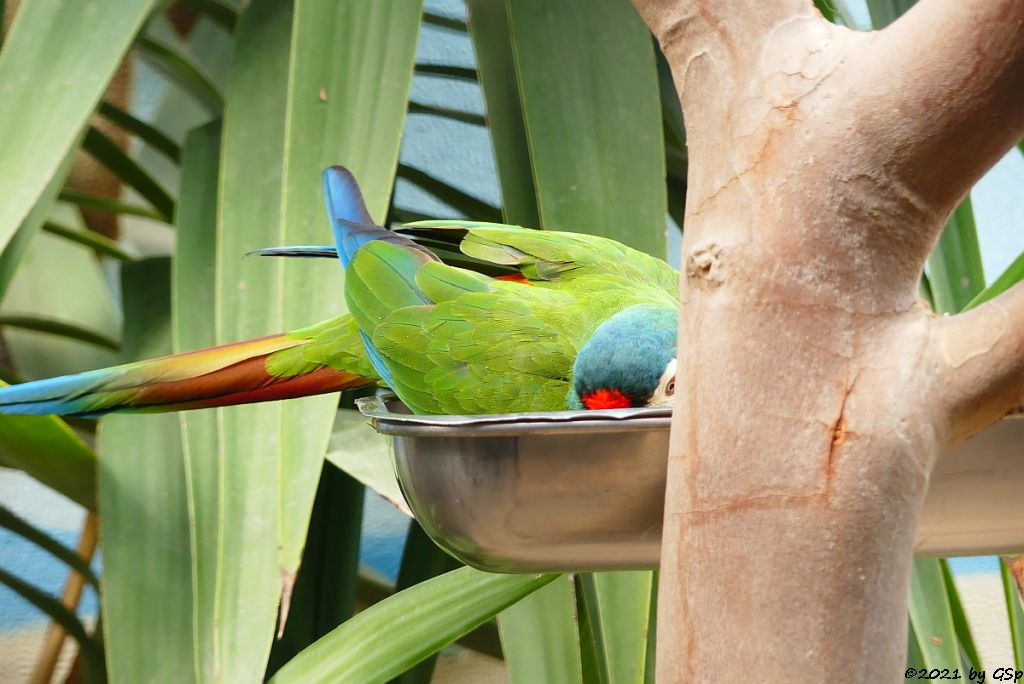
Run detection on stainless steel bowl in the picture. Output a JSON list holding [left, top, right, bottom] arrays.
[[357, 396, 670, 572], [358, 396, 1024, 573]]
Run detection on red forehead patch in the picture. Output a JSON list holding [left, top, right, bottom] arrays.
[[581, 388, 632, 410]]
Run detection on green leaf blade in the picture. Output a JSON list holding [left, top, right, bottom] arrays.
[[908, 559, 964, 671], [0, 0, 156, 253], [274, 0, 425, 588], [506, 0, 666, 256], [137, 34, 225, 114], [926, 196, 985, 314], [98, 257, 196, 684], [388, 522, 462, 684], [1, 212, 122, 380], [174, 119, 223, 683], [963, 249, 1024, 312], [41, 221, 140, 262], [0, 138, 81, 300], [1001, 557, 1024, 669], [98, 101, 183, 164], [270, 568, 556, 684], [82, 126, 176, 220], [940, 559, 983, 672], [267, 464, 365, 677], [0, 314, 121, 351], [499, 575, 583, 684], [207, 2, 298, 678], [466, 0, 540, 227], [58, 189, 167, 223], [0, 400, 97, 510], [579, 572, 655, 684], [180, 1, 426, 679]]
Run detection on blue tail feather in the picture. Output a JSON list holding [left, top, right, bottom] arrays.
[[0, 370, 117, 415]]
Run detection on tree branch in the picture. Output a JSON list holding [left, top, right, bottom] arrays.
[[853, 0, 1024, 222], [630, 0, 808, 54], [931, 280, 1024, 447], [630, 0, 842, 267]]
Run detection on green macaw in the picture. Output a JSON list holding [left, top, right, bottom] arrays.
[[0, 167, 679, 417]]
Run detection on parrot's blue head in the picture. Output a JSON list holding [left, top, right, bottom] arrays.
[[568, 304, 678, 410]]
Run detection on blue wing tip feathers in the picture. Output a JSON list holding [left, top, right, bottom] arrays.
[[323, 165, 374, 227], [322, 165, 436, 269]]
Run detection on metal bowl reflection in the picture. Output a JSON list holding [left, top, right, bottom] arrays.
[[357, 396, 669, 572]]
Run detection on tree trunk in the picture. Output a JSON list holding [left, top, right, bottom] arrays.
[[628, 0, 1024, 680]]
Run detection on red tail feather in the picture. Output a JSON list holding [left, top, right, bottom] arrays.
[[134, 357, 373, 411]]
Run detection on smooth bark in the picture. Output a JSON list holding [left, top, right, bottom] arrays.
[[629, 0, 1024, 679]]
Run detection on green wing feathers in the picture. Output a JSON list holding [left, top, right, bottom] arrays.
[[372, 287, 577, 414], [345, 240, 435, 336], [400, 220, 679, 295]]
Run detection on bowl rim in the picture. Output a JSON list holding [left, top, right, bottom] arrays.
[[356, 394, 673, 437]]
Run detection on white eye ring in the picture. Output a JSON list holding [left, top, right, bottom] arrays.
[[647, 358, 678, 407]]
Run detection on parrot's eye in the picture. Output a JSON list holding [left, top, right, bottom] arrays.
[[643, 358, 678, 407]]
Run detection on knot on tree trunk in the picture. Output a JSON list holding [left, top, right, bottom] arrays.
[[685, 243, 724, 287]]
